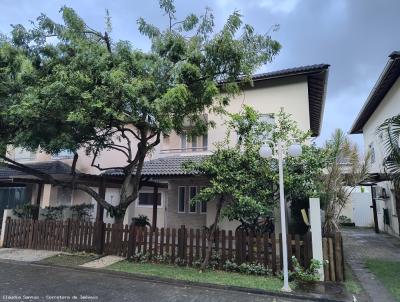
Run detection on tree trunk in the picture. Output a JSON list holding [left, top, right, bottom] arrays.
[[323, 200, 339, 236], [200, 196, 224, 271]]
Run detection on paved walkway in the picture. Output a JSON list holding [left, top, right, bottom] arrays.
[[81, 255, 124, 268], [342, 227, 400, 302], [0, 248, 59, 262]]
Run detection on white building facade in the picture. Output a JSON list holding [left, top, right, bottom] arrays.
[[350, 51, 400, 236]]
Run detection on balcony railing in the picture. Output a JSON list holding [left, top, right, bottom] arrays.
[[160, 146, 208, 154]]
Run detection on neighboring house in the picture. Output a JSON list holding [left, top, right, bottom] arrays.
[[0, 64, 330, 231], [350, 51, 400, 236]]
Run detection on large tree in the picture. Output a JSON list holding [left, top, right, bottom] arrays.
[[0, 1, 280, 221], [187, 106, 324, 269]]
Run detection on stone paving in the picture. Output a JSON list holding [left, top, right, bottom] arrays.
[[80, 255, 124, 268], [0, 248, 60, 262], [342, 227, 400, 302]]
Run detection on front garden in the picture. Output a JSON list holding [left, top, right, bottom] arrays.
[[107, 261, 285, 292]]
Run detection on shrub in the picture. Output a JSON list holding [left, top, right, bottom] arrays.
[[291, 256, 323, 282], [174, 257, 187, 267], [152, 254, 170, 264], [223, 259, 238, 272], [238, 262, 272, 276], [41, 205, 67, 220], [13, 204, 39, 219], [192, 258, 203, 269], [208, 252, 221, 270], [70, 203, 94, 221], [132, 215, 151, 227], [222, 260, 272, 276]]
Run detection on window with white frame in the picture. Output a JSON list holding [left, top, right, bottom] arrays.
[[199, 187, 207, 213], [259, 113, 275, 124], [369, 143, 376, 164], [178, 187, 186, 213], [180, 132, 208, 151], [189, 186, 197, 213], [13, 148, 35, 162], [138, 192, 162, 207], [52, 150, 74, 160], [180, 133, 187, 150]]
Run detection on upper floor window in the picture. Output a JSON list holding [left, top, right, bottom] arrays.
[[259, 114, 275, 124], [180, 132, 208, 152], [52, 150, 74, 160], [369, 143, 376, 164], [13, 148, 35, 162]]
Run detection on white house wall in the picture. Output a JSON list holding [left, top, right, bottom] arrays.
[[209, 77, 310, 150], [362, 77, 400, 236]]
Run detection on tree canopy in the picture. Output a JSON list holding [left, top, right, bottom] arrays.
[[186, 105, 325, 268], [187, 106, 325, 230], [0, 1, 280, 220]]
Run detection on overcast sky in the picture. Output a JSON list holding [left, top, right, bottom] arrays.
[[1, 0, 399, 149]]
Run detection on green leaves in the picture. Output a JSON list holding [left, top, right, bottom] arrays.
[[378, 114, 400, 186], [0, 1, 281, 218], [187, 105, 319, 225]]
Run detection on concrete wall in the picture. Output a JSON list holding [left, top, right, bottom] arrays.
[[342, 191, 374, 227], [362, 77, 400, 236]]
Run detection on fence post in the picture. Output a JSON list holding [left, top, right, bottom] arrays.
[[1, 217, 11, 247], [95, 221, 105, 255], [178, 225, 186, 260], [63, 219, 71, 249], [309, 197, 324, 281]]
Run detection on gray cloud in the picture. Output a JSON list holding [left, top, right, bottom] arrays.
[[1, 0, 398, 149]]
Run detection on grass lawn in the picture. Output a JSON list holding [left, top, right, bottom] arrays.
[[107, 261, 285, 292], [365, 259, 400, 301], [40, 253, 99, 266], [343, 264, 362, 295]]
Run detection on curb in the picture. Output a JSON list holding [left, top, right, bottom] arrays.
[[28, 261, 347, 302]]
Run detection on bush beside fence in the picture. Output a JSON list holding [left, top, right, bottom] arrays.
[[2, 218, 344, 281]]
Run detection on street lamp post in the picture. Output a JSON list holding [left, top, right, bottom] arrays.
[[259, 139, 302, 292]]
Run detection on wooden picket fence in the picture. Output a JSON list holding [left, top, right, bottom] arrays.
[[2, 218, 344, 281]]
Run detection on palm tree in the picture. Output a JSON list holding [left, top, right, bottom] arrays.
[[378, 114, 400, 230], [378, 114, 400, 183], [321, 129, 369, 235]]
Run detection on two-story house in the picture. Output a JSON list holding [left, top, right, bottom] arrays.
[[0, 64, 330, 231], [350, 51, 400, 236]]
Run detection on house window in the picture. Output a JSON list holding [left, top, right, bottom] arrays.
[[14, 148, 35, 162], [180, 133, 187, 150], [138, 192, 162, 207], [191, 135, 198, 151], [0, 187, 27, 210], [178, 187, 185, 213], [259, 114, 275, 124], [369, 143, 376, 164], [189, 186, 197, 213], [200, 201, 207, 213], [52, 150, 74, 159], [198, 186, 207, 213], [202, 134, 208, 151], [180, 132, 208, 151]]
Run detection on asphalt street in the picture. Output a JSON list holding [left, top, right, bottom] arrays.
[[0, 260, 305, 302]]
